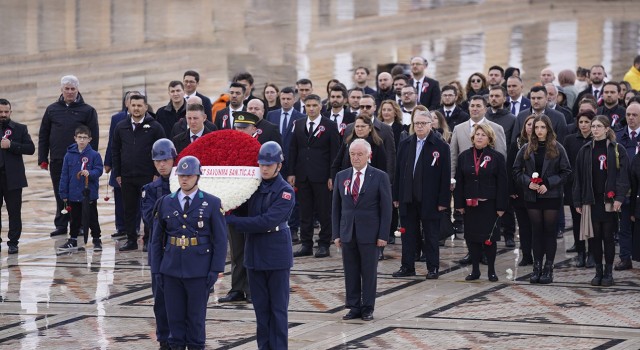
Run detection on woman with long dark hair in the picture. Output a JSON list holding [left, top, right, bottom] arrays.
[[573, 115, 629, 286], [262, 83, 281, 112], [513, 115, 571, 284], [465, 73, 489, 101]]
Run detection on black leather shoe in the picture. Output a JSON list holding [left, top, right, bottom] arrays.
[[119, 240, 138, 251], [111, 231, 127, 239], [342, 310, 361, 320], [458, 253, 471, 265], [293, 247, 313, 257], [392, 267, 416, 277], [614, 258, 632, 271], [418, 254, 426, 262], [505, 238, 515, 248], [465, 272, 481, 281], [361, 311, 374, 321], [159, 341, 170, 350], [218, 291, 246, 303], [314, 246, 330, 258], [50, 228, 67, 237], [556, 230, 564, 239], [8, 245, 18, 254], [426, 271, 439, 280], [488, 273, 498, 282], [566, 244, 577, 253]]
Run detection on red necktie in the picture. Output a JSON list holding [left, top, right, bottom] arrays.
[[352, 171, 361, 203]]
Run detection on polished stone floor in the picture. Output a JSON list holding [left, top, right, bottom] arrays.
[[1, 201, 639, 349]]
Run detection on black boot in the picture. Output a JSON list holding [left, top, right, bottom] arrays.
[[575, 252, 586, 268], [601, 264, 614, 287], [530, 261, 542, 284], [518, 253, 533, 266], [539, 262, 554, 284], [591, 264, 603, 286], [585, 252, 595, 268]]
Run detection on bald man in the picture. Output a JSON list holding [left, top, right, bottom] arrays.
[[169, 95, 217, 138], [376, 72, 395, 107], [540, 68, 556, 85], [247, 99, 282, 146]]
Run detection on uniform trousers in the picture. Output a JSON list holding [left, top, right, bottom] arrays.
[[401, 202, 440, 272], [49, 159, 70, 230], [163, 275, 209, 349], [342, 226, 379, 314], [0, 169, 22, 246], [297, 179, 332, 248], [248, 268, 290, 350], [228, 225, 249, 296], [121, 175, 153, 242], [151, 273, 169, 342]]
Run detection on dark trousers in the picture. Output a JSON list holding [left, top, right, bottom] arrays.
[[514, 206, 532, 257], [228, 224, 249, 296], [401, 202, 440, 272], [163, 275, 209, 349], [501, 204, 516, 240], [619, 201, 632, 260], [297, 179, 331, 248], [0, 170, 22, 246], [342, 227, 378, 314], [151, 273, 169, 342], [248, 268, 290, 350], [569, 206, 586, 253], [69, 201, 101, 239], [49, 159, 70, 230], [121, 175, 153, 242], [113, 185, 141, 234]]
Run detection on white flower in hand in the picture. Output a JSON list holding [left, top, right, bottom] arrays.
[[532, 172, 539, 179]]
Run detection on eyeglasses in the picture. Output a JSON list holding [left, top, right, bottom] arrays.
[[591, 124, 606, 129], [75, 136, 90, 140], [413, 121, 431, 127], [471, 79, 482, 83], [359, 105, 374, 110]]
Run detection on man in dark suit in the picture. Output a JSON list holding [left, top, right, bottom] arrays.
[[506, 76, 531, 116], [169, 96, 217, 139], [438, 85, 470, 131], [597, 82, 627, 131], [233, 72, 260, 104], [332, 139, 391, 321], [183, 70, 213, 121], [392, 109, 450, 279], [214, 82, 247, 130], [513, 86, 568, 144], [409, 56, 441, 110], [0, 99, 35, 254], [573, 64, 607, 116], [293, 78, 313, 114], [375, 72, 395, 108], [172, 104, 215, 154], [288, 94, 340, 258], [247, 99, 282, 146], [322, 84, 356, 140]]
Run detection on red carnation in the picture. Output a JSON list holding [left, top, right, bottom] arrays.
[[484, 239, 492, 246], [399, 227, 406, 234], [607, 191, 615, 199], [178, 129, 261, 166]]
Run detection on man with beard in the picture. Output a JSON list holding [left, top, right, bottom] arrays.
[[393, 75, 408, 106], [487, 66, 505, 87], [38, 75, 99, 238], [400, 86, 418, 126], [409, 56, 441, 110], [540, 68, 556, 85], [322, 84, 356, 141], [573, 65, 607, 116], [438, 85, 469, 131], [215, 82, 247, 130], [375, 72, 395, 107], [347, 88, 363, 115], [513, 86, 568, 144], [597, 82, 627, 131], [0, 99, 35, 254]]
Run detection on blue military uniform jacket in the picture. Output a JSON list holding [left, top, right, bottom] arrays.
[[141, 176, 171, 273], [226, 174, 295, 270], [150, 190, 228, 279]]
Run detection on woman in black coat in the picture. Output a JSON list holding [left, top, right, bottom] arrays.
[[563, 110, 595, 267], [455, 124, 508, 282], [513, 115, 571, 285], [331, 115, 387, 180], [507, 114, 536, 266], [573, 115, 629, 287]]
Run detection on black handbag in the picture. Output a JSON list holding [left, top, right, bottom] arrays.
[[439, 211, 454, 240]]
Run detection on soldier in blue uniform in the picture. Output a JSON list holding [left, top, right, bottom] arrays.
[[141, 139, 176, 350], [150, 156, 228, 350], [225, 141, 295, 350]]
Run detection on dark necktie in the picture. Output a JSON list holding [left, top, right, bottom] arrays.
[[184, 196, 190, 212], [631, 130, 637, 141], [281, 112, 289, 135], [352, 171, 361, 203], [594, 89, 600, 100], [133, 122, 141, 130], [415, 81, 421, 100], [511, 101, 517, 115], [191, 135, 198, 143], [332, 114, 339, 123], [308, 121, 315, 135], [446, 110, 451, 118]]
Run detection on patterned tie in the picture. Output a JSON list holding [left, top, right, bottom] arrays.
[[191, 135, 198, 143], [352, 171, 361, 203], [184, 196, 191, 212]]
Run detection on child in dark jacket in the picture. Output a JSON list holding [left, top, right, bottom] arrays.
[[59, 126, 104, 250]]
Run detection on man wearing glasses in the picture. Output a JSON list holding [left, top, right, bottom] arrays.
[[183, 70, 213, 121], [392, 110, 450, 278], [409, 56, 441, 110], [400, 86, 419, 126]]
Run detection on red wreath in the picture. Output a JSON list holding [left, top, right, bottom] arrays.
[[177, 129, 261, 166]]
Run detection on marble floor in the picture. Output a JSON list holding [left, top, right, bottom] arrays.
[[0, 200, 639, 349]]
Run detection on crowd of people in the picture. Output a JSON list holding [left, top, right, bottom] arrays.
[[2, 55, 640, 349]]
